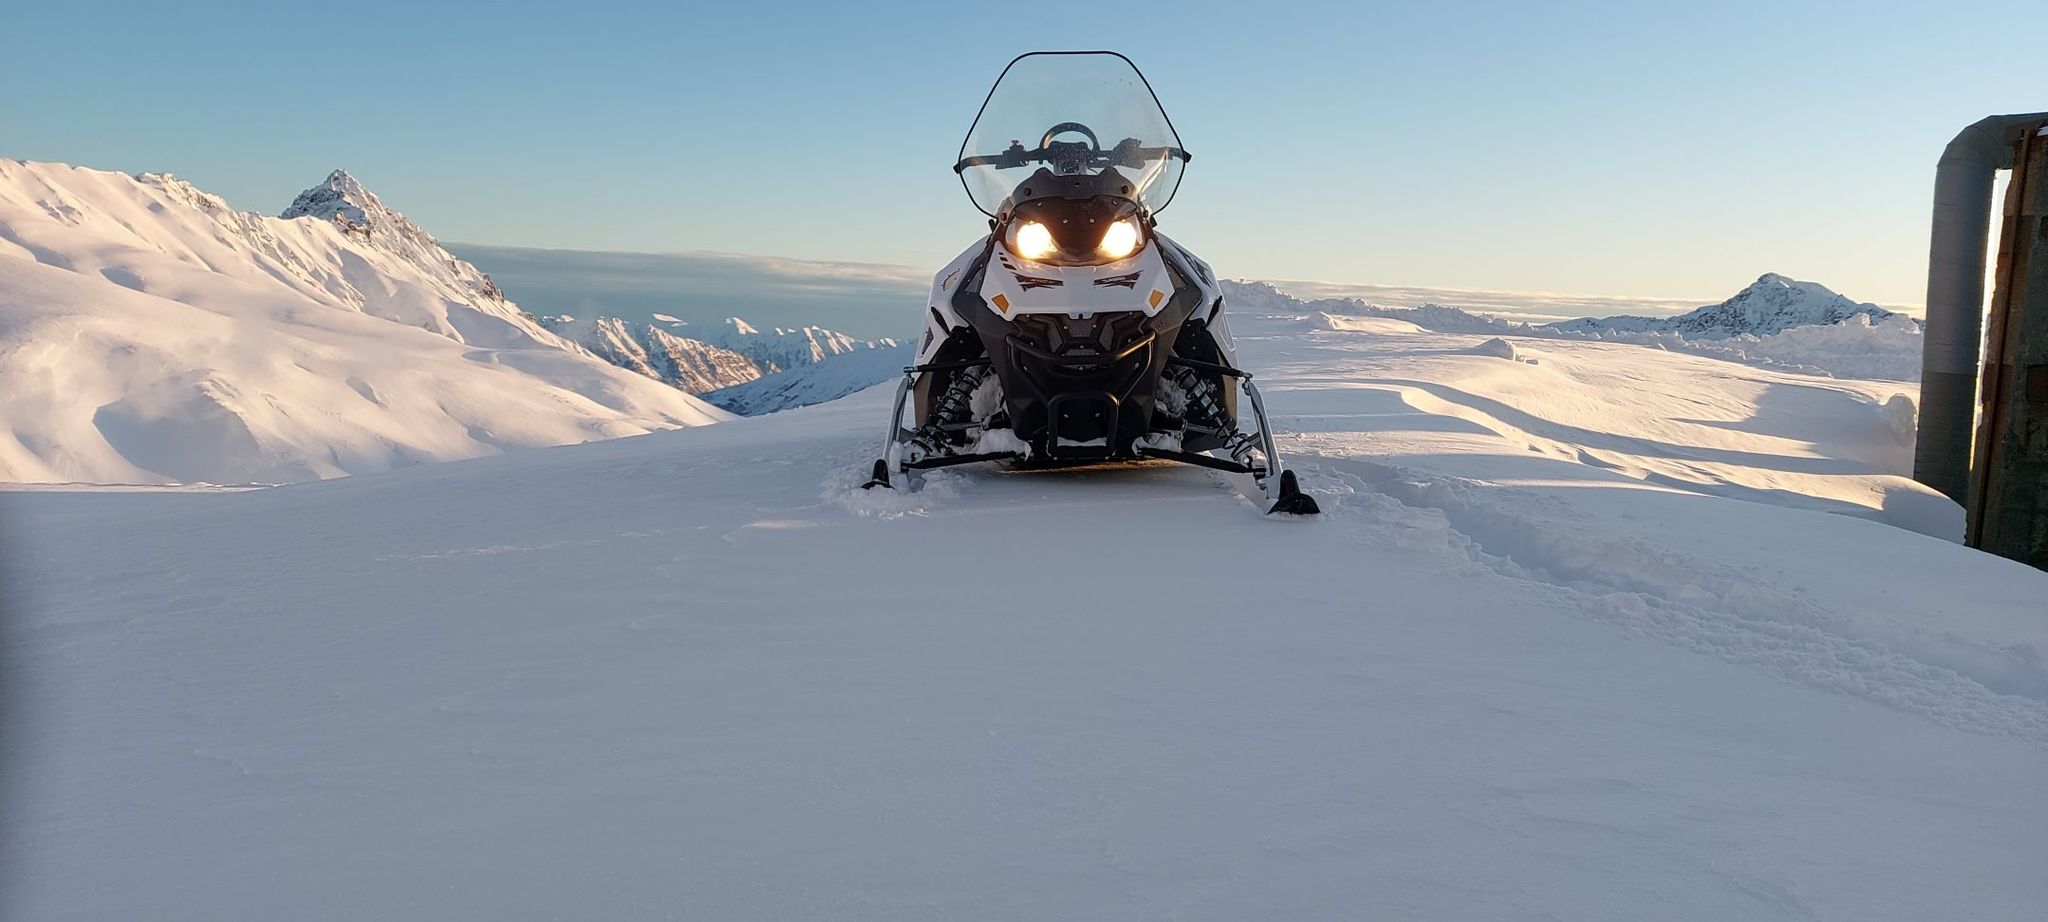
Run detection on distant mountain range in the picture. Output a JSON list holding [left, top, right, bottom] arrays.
[[535, 313, 901, 401], [702, 341, 914, 416]]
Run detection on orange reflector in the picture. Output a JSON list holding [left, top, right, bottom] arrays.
[[1147, 289, 1165, 308], [991, 293, 1010, 313]]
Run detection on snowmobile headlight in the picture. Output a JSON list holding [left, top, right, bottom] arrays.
[[1097, 218, 1141, 260], [1006, 220, 1058, 261]]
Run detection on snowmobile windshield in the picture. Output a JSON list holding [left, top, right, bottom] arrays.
[[955, 51, 1188, 218]]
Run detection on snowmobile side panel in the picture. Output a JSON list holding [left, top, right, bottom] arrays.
[[917, 237, 992, 365]]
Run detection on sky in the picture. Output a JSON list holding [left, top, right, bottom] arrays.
[[5, 0, 2044, 310]]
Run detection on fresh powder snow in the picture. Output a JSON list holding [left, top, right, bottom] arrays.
[[4, 287, 2041, 921]]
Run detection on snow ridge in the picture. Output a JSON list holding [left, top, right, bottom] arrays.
[[0, 159, 726, 484], [280, 169, 507, 305]]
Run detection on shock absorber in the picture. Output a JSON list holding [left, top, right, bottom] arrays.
[[906, 366, 988, 462], [1168, 365, 1263, 471]]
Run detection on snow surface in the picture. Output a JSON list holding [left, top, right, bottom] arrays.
[[5, 295, 2043, 920], [0, 161, 727, 484]]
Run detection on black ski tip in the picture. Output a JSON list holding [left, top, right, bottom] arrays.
[[861, 459, 894, 491], [1267, 469, 1321, 516]]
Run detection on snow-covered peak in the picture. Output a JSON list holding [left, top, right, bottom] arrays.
[[282, 170, 384, 234], [1544, 273, 1904, 340], [1671, 272, 1904, 337], [281, 169, 506, 304], [725, 317, 760, 336]]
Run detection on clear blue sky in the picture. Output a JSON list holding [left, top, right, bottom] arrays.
[[6, 0, 2043, 307]]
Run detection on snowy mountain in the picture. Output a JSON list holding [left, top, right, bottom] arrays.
[[1545, 272, 1906, 338], [537, 314, 763, 393], [539, 311, 902, 402], [7, 285, 2042, 920], [281, 169, 510, 308], [0, 160, 726, 484], [703, 341, 914, 415], [712, 316, 898, 374]]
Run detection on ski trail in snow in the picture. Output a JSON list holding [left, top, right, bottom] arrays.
[[1298, 459, 2048, 743], [821, 460, 974, 519]]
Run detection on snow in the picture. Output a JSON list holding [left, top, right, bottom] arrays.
[[712, 315, 897, 374], [1462, 336, 1522, 360], [5, 287, 2042, 920], [1545, 272, 1905, 339], [0, 160, 727, 484], [545, 311, 903, 402], [538, 314, 764, 393], [1236, 279, 1926, 382]]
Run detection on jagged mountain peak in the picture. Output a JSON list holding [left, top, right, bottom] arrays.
[[280, 169, 505, 304], [281, 169, 389, 229]]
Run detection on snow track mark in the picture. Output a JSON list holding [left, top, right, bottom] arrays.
[[1310, 459, 2048, 743]]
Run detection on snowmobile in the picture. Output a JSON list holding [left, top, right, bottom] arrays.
[[863, 50, 1318, 515]]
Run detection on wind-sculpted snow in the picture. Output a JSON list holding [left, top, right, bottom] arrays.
[[6, 269, 2043, 920], [0, 160, 727, 484], [1322, 462, 2048, 740]]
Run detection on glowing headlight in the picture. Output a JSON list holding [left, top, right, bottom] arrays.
[[1007, 221, 1056, 260], [1098, 219, 1141, 260]]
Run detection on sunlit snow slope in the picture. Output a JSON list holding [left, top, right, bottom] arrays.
[[4, 293, 2043, 921], [0, 161, 727, 484]]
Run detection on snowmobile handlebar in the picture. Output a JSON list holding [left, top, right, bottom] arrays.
[[954, 136, 1190, 174]]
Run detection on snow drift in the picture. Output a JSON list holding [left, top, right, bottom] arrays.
[[0, 161, 727, 484]]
